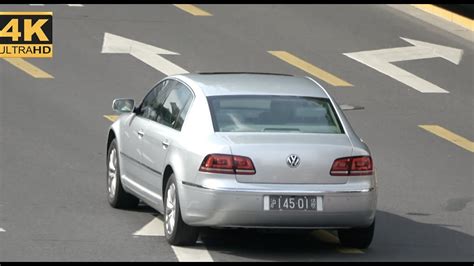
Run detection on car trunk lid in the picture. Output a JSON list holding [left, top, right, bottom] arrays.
[[219, 133, 353, 184]]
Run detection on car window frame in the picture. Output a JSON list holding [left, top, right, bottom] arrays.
[[136, 80, 173, 121], [136, 87, 156, 119], [153, 78, 195, 132]]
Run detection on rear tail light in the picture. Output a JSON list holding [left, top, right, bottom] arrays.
[[199, 154, 256, 175], [330, 156, 373, 176]]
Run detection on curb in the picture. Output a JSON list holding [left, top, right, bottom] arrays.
[[412, 4, 473, 31]]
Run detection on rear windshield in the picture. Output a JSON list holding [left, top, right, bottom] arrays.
[[207, 95, 344, 134]]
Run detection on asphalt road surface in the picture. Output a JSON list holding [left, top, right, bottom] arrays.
[[0, 4, 473, 262]]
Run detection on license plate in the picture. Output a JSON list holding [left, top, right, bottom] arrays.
[[263, 195, 323, 211]]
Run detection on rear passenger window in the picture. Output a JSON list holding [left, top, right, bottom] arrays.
[[156, 82, 193, 130]]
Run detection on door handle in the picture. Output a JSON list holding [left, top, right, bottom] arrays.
[[162, 139, 170, 149], [137, 130, 145, 138]]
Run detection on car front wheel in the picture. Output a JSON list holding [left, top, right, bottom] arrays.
[[107, 139, 139, 209], [164, 174, 199, 246]]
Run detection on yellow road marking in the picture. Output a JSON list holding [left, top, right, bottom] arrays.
[[312, 230, 339, 244], [412, 4, 473, 31], [337, 247, 365, 254], [3, 58, 53, 78], [419, 125, 474, 153], [268, 51, 352, 87], [173, 4, 212, 16], [103, 115, 119, 122], [312, 230, 365, 254]]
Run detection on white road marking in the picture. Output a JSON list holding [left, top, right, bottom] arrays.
[[101, 32, 188, 76], [0, 228, 5, 232], [344, 37, 463, 93], [29, 4, 45, 6], [339, 104, 364, 111], [130, 47, 188, 76], [133, 217, 164, 236], [132, 216, 213, 261], [171, 245, 214, 262]]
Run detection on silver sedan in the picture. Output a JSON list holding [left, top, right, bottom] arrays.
[[106, 73, 377, 248]]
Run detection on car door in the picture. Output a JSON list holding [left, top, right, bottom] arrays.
[[140, 80, 194, 199], [119, 81, 167, 191]]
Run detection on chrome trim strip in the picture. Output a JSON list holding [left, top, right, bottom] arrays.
[[182, 181, 209, 190], [120, 152, 162, 176], [182, 181, 374, 194], [122, 174, 162, 201], [213, 225, 352, 229], [200, 167, 234, 173]]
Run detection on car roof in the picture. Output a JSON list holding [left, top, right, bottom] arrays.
[[174, 73, 329, 98]]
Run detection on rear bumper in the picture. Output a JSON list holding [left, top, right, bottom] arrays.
[[178, 180, 377, 229]]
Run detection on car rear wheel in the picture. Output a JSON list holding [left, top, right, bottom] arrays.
[[338, 219, 375, 249], [164, 174, 199, 246], [107, 139, 139, 209]]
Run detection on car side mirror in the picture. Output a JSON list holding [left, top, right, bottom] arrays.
[[112, 98, 135, 113]]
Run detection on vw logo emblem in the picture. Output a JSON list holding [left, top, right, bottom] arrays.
[[286, 154, 300, 168]]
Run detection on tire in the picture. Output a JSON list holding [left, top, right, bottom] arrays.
[[107, 139, 139, 209], [338, 219, 375, 249], [164, 174, 199, 246]]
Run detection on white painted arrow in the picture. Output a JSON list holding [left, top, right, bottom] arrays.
[[101, 32, 189, 76], [133, 217, 164, 236], [343, 37, 463, 93], [133, 217, 213, 261]]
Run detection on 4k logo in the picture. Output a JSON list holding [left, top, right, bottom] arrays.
[[0, 12, 53, 58]]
